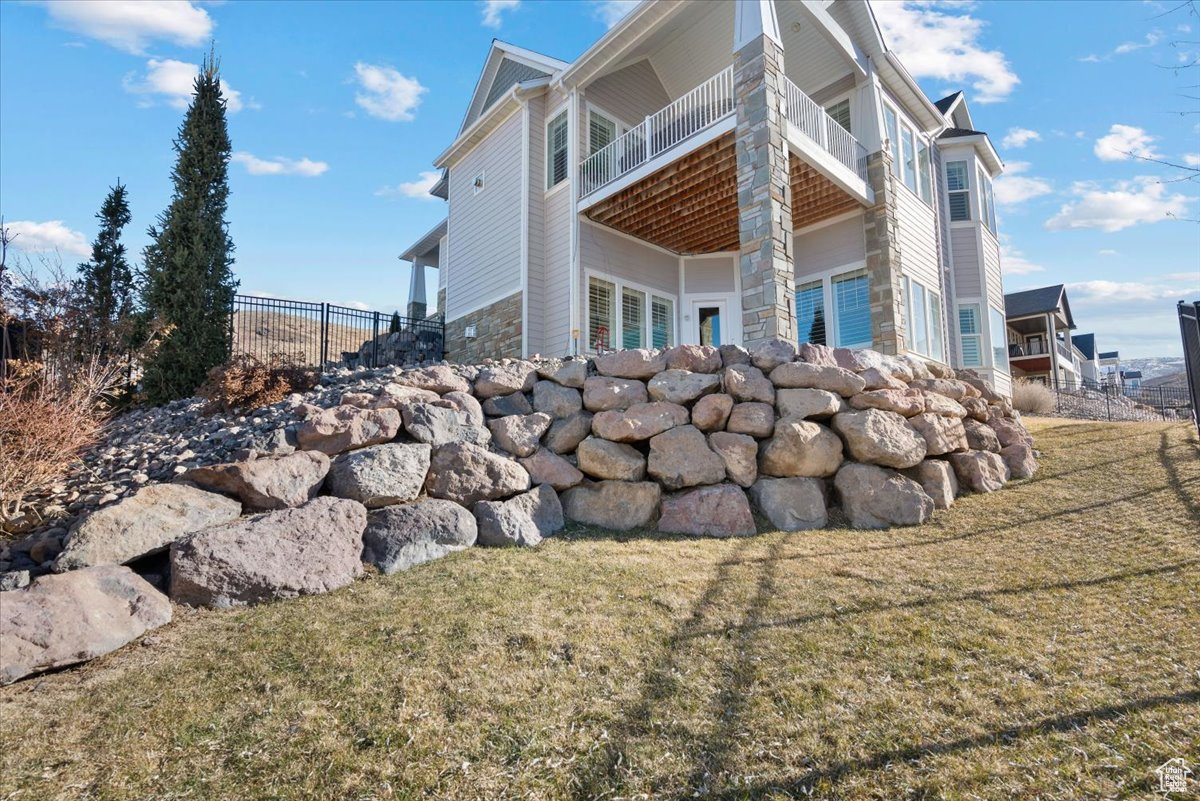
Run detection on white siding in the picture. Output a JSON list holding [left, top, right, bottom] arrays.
[[542, 185, 572, 356], [982, 228, 1003, 301], [584, 61, 670, 130], [648, 1, 734, 98], [446, 109, 523, 321], [526, 95, 546, 354], [794, 214, 866, 278], [951, 227, 981, 297], [580, 221, 678, 295], [896, 186, 941, 291], [683, 255, 735, 293]]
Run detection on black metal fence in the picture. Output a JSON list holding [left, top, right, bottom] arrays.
[[1046, 380, 1194, 423], [229, 294, 443, 371], [1179, 300, 1200, 433]]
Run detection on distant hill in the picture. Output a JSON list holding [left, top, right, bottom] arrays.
[[1119, 357, 1185, 381], [1144, 371, 1188, 389]]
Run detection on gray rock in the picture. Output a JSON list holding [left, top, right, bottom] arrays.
[[726, 402, 775, 438], [797, 342, 837, 366], [1001, 442, 1038, 480], [544, 411, 594, 454], [481, 391, 533, 417], [831, 409, 926, 469], [664, 344, 722, 373], [647, 425, 727, 490], [776, 388, 843, 419], [947, 451, 1010, 493], [577, 436, 646, 481], [536, 359, 588, 388], [519, 448, 585, 490], [533, 380, 583, 418], [593, 348, 667, 380], [0, 570, 31, 591], [474, 484, 564, 547], [170, 497, 368, 607], [647, 369, 721, 405], [769, 362, 866, 397], [327, 443, 432, 508], [849, 389, 926, 417], [591, 401, 689, 442], [903, 460, 958, 509], [1, 566, 172, 685], [561, 480, 661, 530], [750, 339, 796, 371], [834, 463, 935, 529], [474, 362, 538, 398], [296, 405, 402, 455], [658, 484, 756, 538], [718, 344, 751, 367], [55, 484, 242, 572], [582, 376, 648, 412], [403, 402, 490, 447], [749, 477, 828, 530], [723, 364, 775, 404], [923, 392, 969, 418], [708, 431, 758, 487], [442, 391, 484, 426], [963, 418, 1002, 452], [488, 412, 553, 457], [393, 365, 472, 394], [425, 442, 531, 506], [908, 413, 969, 456], [362, 499, 477, 574], [758, 419, 844, 478], [181, 450, 330, 511]]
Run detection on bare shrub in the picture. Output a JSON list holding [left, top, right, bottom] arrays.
[[198, 353, 318, 413], [1012, 378, 1056, 416]]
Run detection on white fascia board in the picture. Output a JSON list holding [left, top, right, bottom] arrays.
[[435, 80, 548, 169], [400, 217, 449, 262], [556, 1, 685, 90]]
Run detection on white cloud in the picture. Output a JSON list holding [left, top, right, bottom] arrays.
[[41, 0, 212, 54], [994, 163, 1052, 206], [1001, 127, 1040, 149], [232, 152, 329, 177], [871, 1, 1019, 104], [481, 0, 520, 28], [4, 220, 90, 257], [375, 170, 441, 200], [1094, 124, 1160, 161], [1045, 177, 1192, 232], [123, 58, 254, 112], [353, 62, 426, 122], [593, 0, 639, 29], [999, 240, 1045, 276], [1080, 30, 1163, 62], [1065, 280, 1185, 304], [1183, 153, 1200, 167], [1098, 249, 1119, 256]]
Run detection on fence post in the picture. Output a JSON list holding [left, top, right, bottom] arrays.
[[372, 311, 380, 369], [320, 303, 328, 370], [1105, 384, 1112, 421]]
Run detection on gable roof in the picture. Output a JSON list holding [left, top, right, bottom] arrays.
[[1099, 350, 1120, 360], [459, 40, 567, 135], [1004, 284, 1076, 328], [934, 91, 962, 115], [1071, 333, 1096, 360]]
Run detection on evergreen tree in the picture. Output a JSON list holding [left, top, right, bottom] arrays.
[[141, 51, 238, 403], [808, 305, 826, 346], [77, 181, 133, 356], [389, 310, 402, 334]]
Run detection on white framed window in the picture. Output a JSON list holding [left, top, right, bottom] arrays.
[[929, 289, 944, 362], [946, 161, 970, 222], [588, 276, 616, 351], [796, 280, 826, 346], [884, 104, 900, 176], [651, 295, 674, 349], [621, 286, 646, 349], [472, 171, 485, 195], [546, 110, 569, 190], [587, 273, 676, 353], [588, 108, 619, 156], [917, 140, 932, 205], [978, 166, 997, 233], [795, 269, 871, 349], [990, 306, 1009, 373], [825, 98, 851, 134], [904, 276, 946, 362], [901, 124, 917, 193], [959, 303, 983, 367]]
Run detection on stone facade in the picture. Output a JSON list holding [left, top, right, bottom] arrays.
[[734, 34, 796, 349], [445, 291, 523, 364], [863, 149, 906, 356]]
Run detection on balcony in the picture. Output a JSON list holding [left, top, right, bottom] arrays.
[[781, 76, 868, 183], [1009, 341, 1048, 358]]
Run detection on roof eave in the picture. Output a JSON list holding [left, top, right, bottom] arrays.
[[556, 0, 685, 89], [401, 217, 449, 262], [435, 78, 549, 168]]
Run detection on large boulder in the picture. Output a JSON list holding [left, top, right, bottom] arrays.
[[948, 451, 1010, 493], [758, 419, 844, 478], [749, 339, 796, 371], [561, 481, 661, 530], [960, 376, 1005, 403], [474, 362, 538, 399], [989, 416, 1033, 448], [393, 364, 471, 395], [370, 384, 441, 411], [544, 411, 594, 454], [848, 388, 926, 417], [361, 499, 477, 574], [425, 442, 531, 506], [749, 477, 827, 531], [691, 393, 734, 431], [923, 392, 969, 419], [170, 497, 367, 608], [726, 402, 775, 438], [443, 391, 485, 426], [327, 443, 431, 508], [537, 359, 587, 388], [859, 366, 908, 391], [473, 484, 564, 547], [708, 431, 758, 487], [834, 464, 935, 529], [533, 380, 583, 418], [963, 418, 1002, 452], [296, 405, 402, 455], [647, 369, 721, 405], [54, 484, 241, 572], [833, 347, 888, 373], [719, 343, 751, 367], [576, 437, 646, 481], [723, 364, 775, 404], [665, 344, 722, 373], [909, 378, 975, 401], [797, 342, 837, 366], [593, 348, 667, 380], [519, 448, 585, 490], [903, 460, 958, 510], [960, 396, 991, 423], [488, 412, 553, 457], [0, 566, 172, 685], [1001, 442, 1038, 479], [591, 401, 688, 442], [831, 409, 926, 469], [908, 412, 969, 456], [402, 402, 490, 447], [180, 451, 330, 512], [481, 391, 533, 417], [582, 376, 648, 412], [769, 362, 866, 397], [776, 388, 843, 419], [658, 484, 756, 538], [647, 425, 727, 490]]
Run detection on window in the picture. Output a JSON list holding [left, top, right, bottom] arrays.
[[472, 171, 485, 195], [546, 111, 569, 189], [833, 271, 871, 349], [588, 276, 615, 351], [651, 296, 674, 349], [621, 286, 646, 349], [928, 290, 943, 362], [796, 280, 826, 346], [946, 161, 970, 222], [917, 140, 932, 205], [978, 167, 997, 233], [884, 105, 900, 176], [908, 278, 928, 356], [589, 109, 618, 157], [901, 125, 917, 192], [990, 306, 1009, 372], [826, 98, 851, 134], [959, 304, 982, 366]]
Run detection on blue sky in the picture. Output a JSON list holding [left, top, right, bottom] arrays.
[[2, 0, 1198, 357]]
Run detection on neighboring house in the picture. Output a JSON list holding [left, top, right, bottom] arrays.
[[1071, 332, 1100, 387], [1123, 369, 1143, 395], [401, 0, 1011, 393], [1003, 284, 1085, 388], [1098, 350, 1123, 389]]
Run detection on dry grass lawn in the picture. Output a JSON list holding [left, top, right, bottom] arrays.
[[1, 418, 1198, 800]]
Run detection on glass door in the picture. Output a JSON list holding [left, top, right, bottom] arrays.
[[692, 300, 726, 347]]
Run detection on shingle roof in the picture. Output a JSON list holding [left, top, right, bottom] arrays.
[[1004, 284, 1076, 328], [934, 92, 962, 115], [1125, 370, 1143, 379], [1099, 350, 1120, 360], [1071, 333, 1096, 360], [938, 126, 988, 140]]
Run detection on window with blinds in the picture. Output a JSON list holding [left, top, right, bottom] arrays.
[[621, 286, 646, 349], [651, 295, 674, 349], [959, 304, 982, 366], [546, 111, 569, 189], [588, 277, 615, 351], [589, 110, 617, 156], [833, 272, 871, 349], [796, 280, 826, 346], [826, 99, 851, 134], [946, 161, 970, 222]]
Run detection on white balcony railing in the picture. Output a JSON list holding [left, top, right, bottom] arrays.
[[580, 66, 735, 198], [782, 76, 868, 181]]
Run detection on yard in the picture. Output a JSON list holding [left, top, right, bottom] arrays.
[[1, 418, 1197, 800]]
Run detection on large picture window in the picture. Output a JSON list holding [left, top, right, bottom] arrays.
[[546, 111, 569, 189], [946, 161, 970, 222], [959, 304, 982, 367], [904, 276, 945, 362], [990, 306, 1009, 372], [796, 280, 826, 346], [832, 271, 872, 349], [587, 274, 675, 353]]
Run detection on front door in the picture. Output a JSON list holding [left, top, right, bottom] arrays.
[[691, 299, 728, 347]]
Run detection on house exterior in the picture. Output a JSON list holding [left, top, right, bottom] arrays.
[[1004, 284, 1090, 388], [401, 0, 1012, 393], [1098, 349, 1123, 389], [1070, 332, 1101, 387]]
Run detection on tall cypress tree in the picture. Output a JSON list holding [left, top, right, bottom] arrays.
[[142, 50, 238, 403], [78, 181, 133, 357]]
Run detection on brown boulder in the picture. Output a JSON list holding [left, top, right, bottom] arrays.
[[647, 369, 721, 405], [908, 413, 969, 456], [582, 376, 648, 412], [519, 448, 585, 490], [903, 460, 958, 509], [658, 484, 755, 538], [182, 451, 330, 512], [1001, 442, 1038, 479], [576, 437, 646, 481], [759, 418, 844, 478], [591, 401, 688, 442], [393, 364, 471, 395], [834, 463, 935, 529], [425, 442, 531, 506], [830, 409, 926, 469], [296, 405, 401, 455], [647, 425, 727, 490], [848, 388, 926, 417], [769, 362, 866, 397], [691, 393, 734, 431], [963, 418, 1001, 452], [544, 411, 594, 453], [749, 477, 827, 530], [726, 402, 775, 438], [708, 431, 758, 487], [664, 344, 722, 373], [474, 362, 538, 398], [488, 412, 553, 457], [593, 348, 667, 380], [776, 388, 843, 419], [561, 481, 661, 530], [723, 364, 775, 404], [948, 451, 1009, 493]]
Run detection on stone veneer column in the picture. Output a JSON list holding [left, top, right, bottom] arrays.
[[862, 149, 905, 355], [735, 34, 796, 348]]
